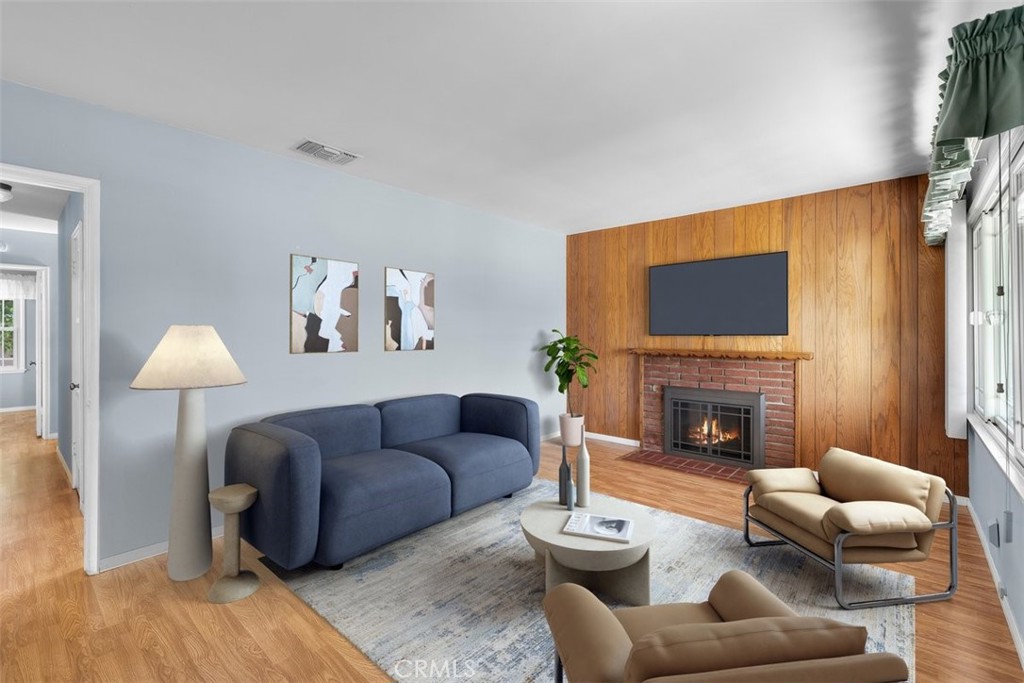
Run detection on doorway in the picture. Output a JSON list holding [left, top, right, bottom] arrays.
[[0, 265, 50, 439], [0, 163, 101, 575]]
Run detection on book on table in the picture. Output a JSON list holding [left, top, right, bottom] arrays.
[[562, 511, 633, 543]]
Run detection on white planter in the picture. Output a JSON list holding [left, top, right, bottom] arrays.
[[559, 414, 585, 447]]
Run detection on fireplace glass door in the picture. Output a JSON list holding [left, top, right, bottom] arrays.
[[663, 388, 765, 468]]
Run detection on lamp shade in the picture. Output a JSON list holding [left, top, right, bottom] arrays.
[[130, 325, 247, 390]]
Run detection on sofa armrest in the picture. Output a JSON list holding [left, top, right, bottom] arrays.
[[623, 616, 867, 683], [225, 422, 322, 570], [460, 393, 541, 474], [641, 653, 909, 682], [707, 570, 798, 621], [823, 501, 934, 537], [746, 468, 821, 499], [543, 582, 633, 683]]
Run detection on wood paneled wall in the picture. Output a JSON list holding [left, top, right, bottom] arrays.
[[567, 175, 969, 494]]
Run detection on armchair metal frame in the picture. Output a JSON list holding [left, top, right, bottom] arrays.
[[743, 485, 958, 610]]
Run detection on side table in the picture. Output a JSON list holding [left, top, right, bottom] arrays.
[[208, 483, 259, 604]]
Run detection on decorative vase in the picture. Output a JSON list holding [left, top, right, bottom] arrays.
[[558, 443, 570, 505], [576, 426, 590, 508], [565, 465, 575, 511], [560, 413, 584, 447]]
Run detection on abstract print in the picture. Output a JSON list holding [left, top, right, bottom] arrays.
[[385, 267, 434, 351], [291, 254, 359, 353]]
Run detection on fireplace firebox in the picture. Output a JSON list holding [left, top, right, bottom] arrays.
[[663, 387, 765, 469]]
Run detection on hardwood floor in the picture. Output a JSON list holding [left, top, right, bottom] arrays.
[[1, 410, 1021, 681]]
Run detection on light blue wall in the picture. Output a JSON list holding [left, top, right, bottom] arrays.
[[1, 81, 566, 563], [57, 193, 83, 469], [0, 230, 59, 432], [969, 426, 1024, 648]]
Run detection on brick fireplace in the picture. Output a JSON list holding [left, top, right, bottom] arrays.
[[634, 351, 803, 469]]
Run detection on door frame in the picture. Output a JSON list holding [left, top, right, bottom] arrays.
[[0, 264, 50, 439], [0, 163, 101, 575]]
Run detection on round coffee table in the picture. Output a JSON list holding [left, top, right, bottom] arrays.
[[520, 497, 655, 605]]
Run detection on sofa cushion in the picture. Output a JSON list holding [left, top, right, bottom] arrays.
[[754, 492, 838, 542], [262, 404, 381, 459], [397, 432, 534, 514], [746, 468, 821, 500], [623, 616, 867, 682], [377, 394, 461, 447], [315, 449, 451, 565], [818, 447, 932, 513]]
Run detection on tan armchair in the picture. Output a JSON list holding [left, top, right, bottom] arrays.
[[542, 570, 908, 683], [744, 447, 958, 609]]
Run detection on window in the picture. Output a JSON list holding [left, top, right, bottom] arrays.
[[0, 299, 25, 373], [970, 131, 1024, 469]]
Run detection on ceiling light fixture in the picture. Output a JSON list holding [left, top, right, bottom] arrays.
[[0, 183, 12, 202]]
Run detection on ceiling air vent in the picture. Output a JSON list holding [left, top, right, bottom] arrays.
[[294, 140, 360, 166]]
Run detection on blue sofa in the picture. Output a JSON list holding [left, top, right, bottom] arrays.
[[224, 393, 540, 570]]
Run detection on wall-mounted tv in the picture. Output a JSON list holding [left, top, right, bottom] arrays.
[[649, 251, 789, 336]]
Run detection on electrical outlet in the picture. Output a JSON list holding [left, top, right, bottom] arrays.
[[989, 520, 1002, 547]]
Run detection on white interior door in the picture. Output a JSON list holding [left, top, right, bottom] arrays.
[[71, 222, 84, 501], [33, 294, 43, 437]]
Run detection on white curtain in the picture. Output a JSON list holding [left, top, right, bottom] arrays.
[[0, 271, 37, 299]]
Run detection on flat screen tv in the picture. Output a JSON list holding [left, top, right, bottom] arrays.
[[649, 251, 788, 336]]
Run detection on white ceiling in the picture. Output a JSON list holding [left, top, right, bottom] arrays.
[[0, 181, 68, 234], [0, 1, 1016, 234]]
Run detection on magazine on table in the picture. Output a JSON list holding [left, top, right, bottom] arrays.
[[562, 511, 633, 543]]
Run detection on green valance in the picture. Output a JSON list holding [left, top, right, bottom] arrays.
[[923, 5, 1024, 245]]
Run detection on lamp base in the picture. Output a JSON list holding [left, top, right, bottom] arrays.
[[167, 388, 212, 581], [208, 571, 260, 604]]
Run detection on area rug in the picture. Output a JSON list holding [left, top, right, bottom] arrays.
[[278, 480, 915, 681]]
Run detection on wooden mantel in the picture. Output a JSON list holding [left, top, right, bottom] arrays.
[[627, 348, 814, 361]]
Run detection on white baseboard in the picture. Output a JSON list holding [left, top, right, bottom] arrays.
[[586, 432, 641, 448], [0, 405, 34, 413], [44, 432, 58, 440], [98, 525, 225, 573], [54, 445, 72, 485], [965, 499, 1024, 670]]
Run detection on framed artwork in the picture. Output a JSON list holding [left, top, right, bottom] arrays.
[[290, 254, 359, 353], [385, 267, 435, 351]]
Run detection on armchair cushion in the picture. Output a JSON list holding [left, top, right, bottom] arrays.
[[623, 616, 867, 683], [818, 448, 932, 513], [754, 492, 838, 542], [642, 653, 909, 682], [823, 501, 933, 539], [746, 467, 821, 499], [707, 568, 798, 621]]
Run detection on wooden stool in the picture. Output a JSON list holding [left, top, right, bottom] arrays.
[[208, 483, 259, 604]]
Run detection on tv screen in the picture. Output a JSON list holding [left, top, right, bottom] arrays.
[[649, 252, 789, 336]]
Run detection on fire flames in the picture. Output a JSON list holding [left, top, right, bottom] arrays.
[[688, 417, 739, 445]]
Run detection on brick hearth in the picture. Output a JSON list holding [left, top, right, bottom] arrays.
[[641, 355, 797, 468]]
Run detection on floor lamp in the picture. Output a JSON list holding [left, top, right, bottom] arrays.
[[131, 325, 247, 581]]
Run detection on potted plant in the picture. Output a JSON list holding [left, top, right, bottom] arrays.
[[540, 329, 598, 446]]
